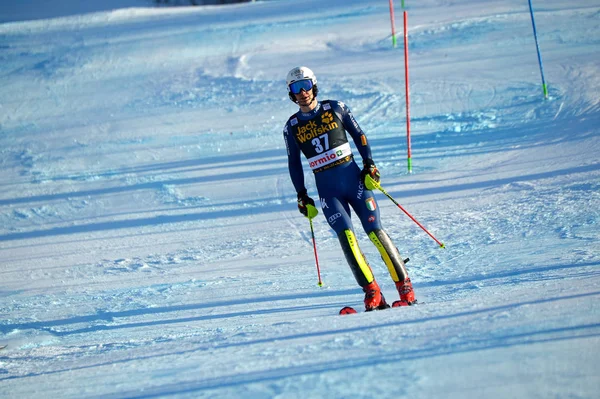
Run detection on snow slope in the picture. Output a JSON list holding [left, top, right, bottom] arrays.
[[0, 0, 155, 23], [1, 0, 599, 398]]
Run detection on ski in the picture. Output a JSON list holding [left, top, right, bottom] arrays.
[[339, 300, 419, 315], [339, 306, 358, 314], [339, 304, 390, 315]]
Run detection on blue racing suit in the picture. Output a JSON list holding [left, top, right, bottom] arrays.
[[284, 100, 409, 288]]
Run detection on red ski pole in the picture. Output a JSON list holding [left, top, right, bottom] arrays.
[[368, 177, 445, 248], [308, 215, 324, 287]]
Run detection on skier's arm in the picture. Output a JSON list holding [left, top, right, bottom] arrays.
[[283, 124, 306, 194], [334, 101, 373, 163]]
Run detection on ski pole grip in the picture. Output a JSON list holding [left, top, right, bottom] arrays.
[[305, 204, 319, 220]]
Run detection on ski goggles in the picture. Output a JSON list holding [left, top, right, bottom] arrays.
[[289, 79, 314, 94]]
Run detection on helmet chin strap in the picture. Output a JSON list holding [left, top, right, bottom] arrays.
[[298, 91, 316, 109]]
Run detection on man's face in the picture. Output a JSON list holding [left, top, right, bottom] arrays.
[[289, 79, 315, 107], [294, 88, 314, 107]]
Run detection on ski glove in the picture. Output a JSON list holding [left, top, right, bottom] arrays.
[[297, 190, 319, 219], [361, 159, 381, 190]]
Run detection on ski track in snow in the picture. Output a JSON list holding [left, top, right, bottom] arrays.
[[1, 0, 599, 398]]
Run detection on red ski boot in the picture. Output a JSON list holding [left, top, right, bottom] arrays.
[[363, 280, 389, 311], [392, 278, 416, 307]]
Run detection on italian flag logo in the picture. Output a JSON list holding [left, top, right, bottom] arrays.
[[366, 198, 377, 211]]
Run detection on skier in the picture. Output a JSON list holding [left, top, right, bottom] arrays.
[[283, 66, 416, 310]]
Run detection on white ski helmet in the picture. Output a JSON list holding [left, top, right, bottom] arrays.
[[286, 66, 319, 102]]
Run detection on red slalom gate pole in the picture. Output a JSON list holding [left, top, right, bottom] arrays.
[[403, 11, 412, 174], [389, 0, 397, 48]]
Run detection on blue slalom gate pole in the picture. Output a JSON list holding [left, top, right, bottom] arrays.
[[528, 0, 549, 99]]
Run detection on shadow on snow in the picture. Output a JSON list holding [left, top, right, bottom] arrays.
[[1, 291, 598, 390]]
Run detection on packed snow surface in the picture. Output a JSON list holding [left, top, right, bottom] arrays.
[[1, 0, 599, 398]]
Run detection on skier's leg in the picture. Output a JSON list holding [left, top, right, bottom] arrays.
[[337, 228, 373, 287], [321, 195, 387, 310], [320, 196, 370, 284], [338, 229, 387, 310], [368, 229, 415, 305], [351, 186, 416, 305], [367, 228, 408, 283]]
